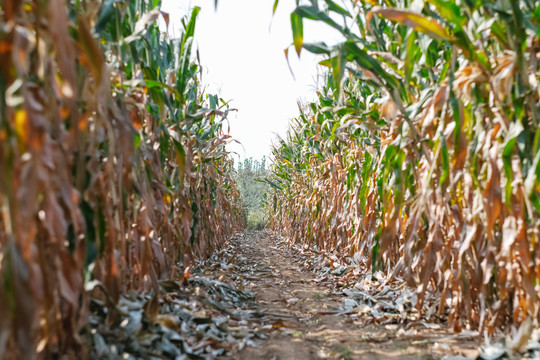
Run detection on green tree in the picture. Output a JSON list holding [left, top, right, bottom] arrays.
[[236, 157, 270, 230]]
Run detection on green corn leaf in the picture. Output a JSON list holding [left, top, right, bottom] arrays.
[[95, 0, 115, 34], [324, 0, 350, 17], [342, 40, 400, 91], [359, 152, 373, 214], [294, 6, 348, 35], [273, 0, 279, 15], [331, 47, 346, 97], [503, 121, 524, 157], [291, 12, 304, 56], [181, 7, 200, 54], [264, 178, 283, 190], [404, 30, 417, 91], [503, 156, 514, 205], [303, 42, 331, 55], [427, 0, 466, 27], [439, 136, 449, 187]]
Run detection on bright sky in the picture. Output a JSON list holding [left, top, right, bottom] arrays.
[[160, 0, 342, 161]]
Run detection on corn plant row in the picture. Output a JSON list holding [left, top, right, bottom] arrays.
[[269, 0, 540, 334], [0, 0, 244, 358]]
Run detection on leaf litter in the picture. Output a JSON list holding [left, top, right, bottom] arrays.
[[86, 231, 540, 359]]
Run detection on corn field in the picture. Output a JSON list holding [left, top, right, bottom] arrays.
[[0, 0, 244, 358], [269, 0, 540, 334], [2, 0, 540, 357]]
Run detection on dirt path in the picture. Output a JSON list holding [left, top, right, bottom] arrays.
[[210, 231, 481, 360], [87, 231, 482, 359]]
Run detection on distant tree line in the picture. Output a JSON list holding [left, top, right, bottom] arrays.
[[235, 157, 270, 230]]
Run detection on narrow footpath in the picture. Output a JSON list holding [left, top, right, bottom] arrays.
[[206, 232, 480, 359], [88, 231, 482, 359]]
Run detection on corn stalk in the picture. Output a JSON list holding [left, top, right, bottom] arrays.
[[0, 0, 244, 358], [269, 0, 540, 333]]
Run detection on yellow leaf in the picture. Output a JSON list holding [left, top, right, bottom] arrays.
[[163, 193, 172, 206], [14, 109, 28, 146], [367, 6, 453, 42]]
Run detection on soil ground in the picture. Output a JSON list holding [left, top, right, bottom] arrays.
[[89, 230, 484, 359], [211, 231, 481, 360]]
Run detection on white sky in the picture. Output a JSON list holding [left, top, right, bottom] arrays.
[[160, 0, 342, 161]]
